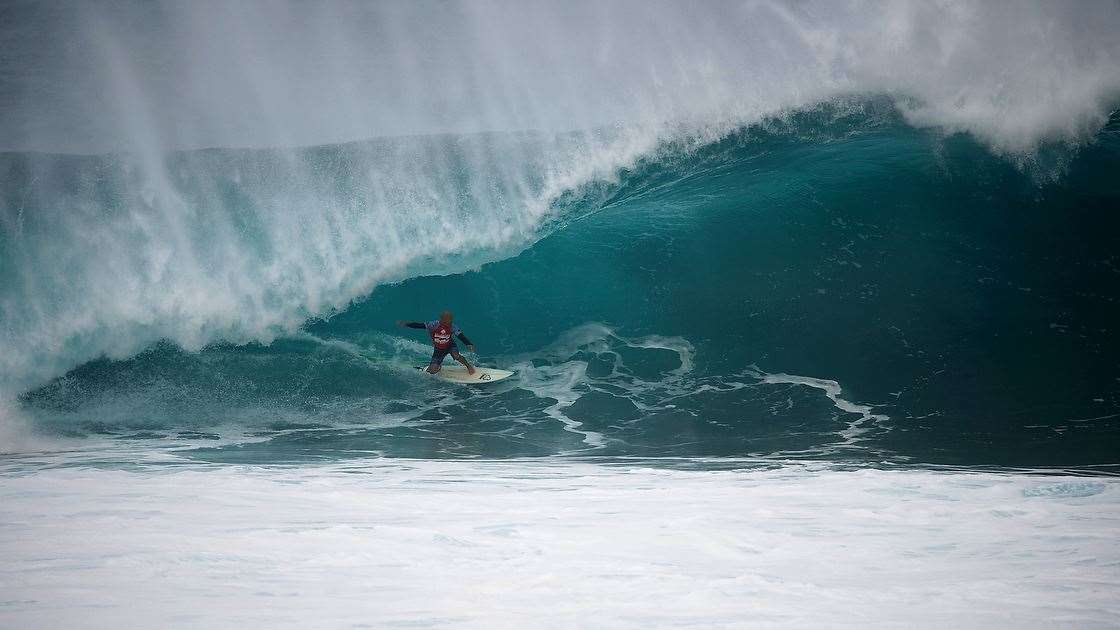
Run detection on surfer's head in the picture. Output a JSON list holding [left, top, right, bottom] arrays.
[[440, 310, 453, 324]]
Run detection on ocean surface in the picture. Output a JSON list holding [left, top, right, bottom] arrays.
[[2, 1, 1120, 627]]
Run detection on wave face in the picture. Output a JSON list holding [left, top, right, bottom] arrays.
[[4, 0, 1119, 397], [9, 103, 1120, 467], [3, 1, 1120, 465]]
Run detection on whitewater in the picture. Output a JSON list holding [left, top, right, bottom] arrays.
[[3, 460, 1118, 629], [2, 1, 1120, 627]]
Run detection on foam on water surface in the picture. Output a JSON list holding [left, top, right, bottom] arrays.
[[0, 459, 1116, 629], [753, 370, 890, 446]]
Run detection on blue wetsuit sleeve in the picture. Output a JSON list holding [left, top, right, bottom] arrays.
[[456, 331, 473, 346], [404, 322, 427, 329]]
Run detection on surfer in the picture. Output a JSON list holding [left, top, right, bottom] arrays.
[[397, 311, 477, 375]]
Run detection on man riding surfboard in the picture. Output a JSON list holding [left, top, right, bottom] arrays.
[[397, 310, 477, 375]]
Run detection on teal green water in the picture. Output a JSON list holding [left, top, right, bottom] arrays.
[[7, 103, 1120, 468]]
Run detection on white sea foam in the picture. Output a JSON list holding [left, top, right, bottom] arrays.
[[751, 370, 890, 446], [502, 323, 703, 450], [0, 459, 1116, 628]]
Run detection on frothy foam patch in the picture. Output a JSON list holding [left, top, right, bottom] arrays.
[[513, 359, 604, 450], [1, 459, 1117, 628], [477, 324, 899, 457], [504, 323, 700, 451], [748, 368, 890, 447], [499, 324, 895, 456]]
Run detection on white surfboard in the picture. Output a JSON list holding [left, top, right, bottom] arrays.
[[416, 365, 515, 384]]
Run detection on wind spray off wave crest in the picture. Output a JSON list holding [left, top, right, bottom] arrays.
[[2, 0, 1117, 155]]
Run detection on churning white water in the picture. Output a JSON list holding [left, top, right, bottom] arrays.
[[1, 458, 1117, 628]]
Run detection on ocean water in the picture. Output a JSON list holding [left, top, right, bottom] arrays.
[[2, 1, 1120, 627], [7, 103, 1119, 468]]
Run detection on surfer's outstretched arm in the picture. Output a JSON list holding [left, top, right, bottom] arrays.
[[396, 320, 427, 329]]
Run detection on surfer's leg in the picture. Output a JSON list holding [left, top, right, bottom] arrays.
[[427, 347, 449, 373], [451, 350, 475, 375]]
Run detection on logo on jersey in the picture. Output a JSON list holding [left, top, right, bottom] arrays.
[[431, 323, 454, 348]]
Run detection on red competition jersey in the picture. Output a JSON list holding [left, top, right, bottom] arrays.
[[427, 321, 459, 349]]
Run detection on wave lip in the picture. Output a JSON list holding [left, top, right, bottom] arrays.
[[0, 128, 664, 400]]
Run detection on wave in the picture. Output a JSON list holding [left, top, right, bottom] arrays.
[[7, 102, 1120, 466], [3, 1, 1119, 406], [5, 100, 1119, 402]]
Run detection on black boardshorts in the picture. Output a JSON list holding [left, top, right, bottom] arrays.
[[429, 343, 460, 368]]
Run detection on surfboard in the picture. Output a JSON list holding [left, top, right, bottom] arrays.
[[415, 365, 515, 384]]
